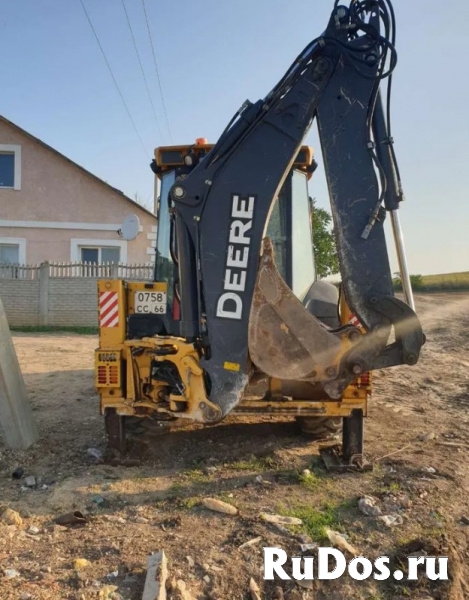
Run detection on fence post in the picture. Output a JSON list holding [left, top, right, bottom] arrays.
[[39, 261, 50, 326], [110, 263, 119, 279]]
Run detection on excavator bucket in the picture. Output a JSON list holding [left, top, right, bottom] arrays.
[[248, 238, 355, 389]]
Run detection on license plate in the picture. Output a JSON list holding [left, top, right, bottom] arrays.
[[134, 291, 167, 315]]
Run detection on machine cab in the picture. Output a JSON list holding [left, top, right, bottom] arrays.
[[151, 140, 322, 336]]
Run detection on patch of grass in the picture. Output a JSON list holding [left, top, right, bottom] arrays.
[[369, 462, 385, 479], [216, 492, 239, 506], [280, 501, 345, 543], [306, 455, 330, 473], [182, 469, 211, 483], [10, 325, 98, 334], [166, 471, 216, 503], [374, 479, 402, 495], [396, 534, 417, 547], [417, 524, 446, 541], [289, 505, 338, 542], [298, 471, 319, 490], [398, 586, 412, 597], [179, 496, 200, 510], [298, 470, 325, 491], [156, 492, 201, 511], [230, 454, 278, 471]]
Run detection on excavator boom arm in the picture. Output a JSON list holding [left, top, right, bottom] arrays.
[[165, 1, 423, 420]]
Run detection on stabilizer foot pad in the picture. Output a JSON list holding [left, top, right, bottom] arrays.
[[320, 444, 372, 472]]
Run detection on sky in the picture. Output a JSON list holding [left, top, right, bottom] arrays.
[[1, 0, 468, 276]]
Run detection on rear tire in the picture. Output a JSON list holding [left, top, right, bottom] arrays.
[[125, 416, 172, 438], [296, 416, 342, 440]]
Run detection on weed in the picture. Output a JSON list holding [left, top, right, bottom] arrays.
[[183, 469, 211, 483], [375, 480, 402, 495], [160, 484, 202, 510], [179, 496, 200, 510], [418, 524, 445, 540], [369, 462, 385, 480], [298, 470, 323, 491], [280, 501, 344, 542], [396, 534, 415, 547]]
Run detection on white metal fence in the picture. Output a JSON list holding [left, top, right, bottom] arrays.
[[0, 261, 154, 280]]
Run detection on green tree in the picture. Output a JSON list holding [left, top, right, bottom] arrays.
[[310, 198, 339, 278]]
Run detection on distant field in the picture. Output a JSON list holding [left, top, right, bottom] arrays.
[[420, 271, 469, 291], [422, 271, 469, 291], [393, 271, 469, 292], [421, 271, 469, 287]]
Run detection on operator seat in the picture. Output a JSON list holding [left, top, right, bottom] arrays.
[[302, 280, 340, 329]]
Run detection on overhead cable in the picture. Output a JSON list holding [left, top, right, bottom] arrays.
[[141, 0, 172, 142], [78, 0, 149, 158], [120, 0, 164, 140]]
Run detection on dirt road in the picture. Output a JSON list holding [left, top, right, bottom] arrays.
[[1, 293, 468, 599]]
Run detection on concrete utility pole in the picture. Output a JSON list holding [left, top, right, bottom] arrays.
[[0, 297, 39, 449]]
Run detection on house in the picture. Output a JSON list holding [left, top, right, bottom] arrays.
[[0, 115, 157, 266]]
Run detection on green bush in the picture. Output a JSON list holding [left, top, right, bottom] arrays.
[[409, 274, 424, 289], [392, 274, 423, 291]]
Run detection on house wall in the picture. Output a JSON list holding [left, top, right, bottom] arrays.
[[0, 119, 157, 264]]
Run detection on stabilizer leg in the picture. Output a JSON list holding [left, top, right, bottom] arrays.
[[320, 409, 372, 472], [104, 409, 127, 455]]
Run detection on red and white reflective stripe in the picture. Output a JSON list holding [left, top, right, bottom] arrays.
[[349, 314, 361, 328], [99, 291, 119, 328]]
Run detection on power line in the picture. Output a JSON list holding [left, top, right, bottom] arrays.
[[141, 0, 172, 142], [120, 0, 164, 140], [78, 0, 149, 158]]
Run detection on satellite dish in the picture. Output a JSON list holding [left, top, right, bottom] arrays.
[[118, 214, 140, 241]]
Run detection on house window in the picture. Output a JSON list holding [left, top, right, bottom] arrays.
[[0, 145, 21, 190], [80, 246, 120, 264], [71, 238, 127, 264], [0, 243, 19, 264], [0, 153, 15, 187], [0, 238, 25, 264]]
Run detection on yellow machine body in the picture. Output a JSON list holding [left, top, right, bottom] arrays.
[[95, 281, 370, 423]]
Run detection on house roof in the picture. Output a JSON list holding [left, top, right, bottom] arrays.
[[0, 115, 156, 220]]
